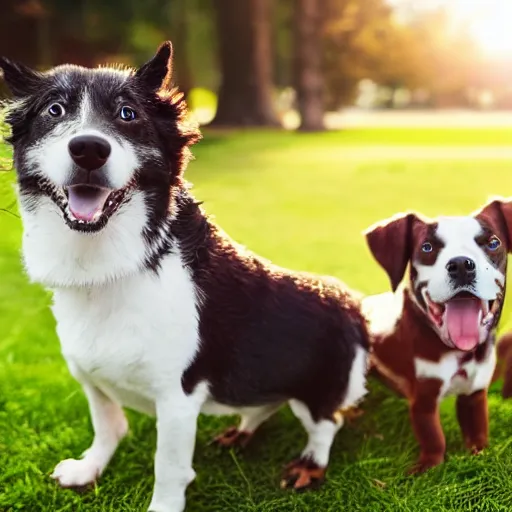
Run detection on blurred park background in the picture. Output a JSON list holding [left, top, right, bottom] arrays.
[[3, 0, 512, 128], [3, 1, 512, 511]]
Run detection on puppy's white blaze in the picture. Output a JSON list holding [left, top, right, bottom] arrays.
[[414, 347, 496, 399], [19, 192, 149, 287], [415, 216, 504, 303]]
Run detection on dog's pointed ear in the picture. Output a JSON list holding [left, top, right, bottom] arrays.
[[134, 41, 173, 92], [0, 57, 43, 98], [476, 196, 512, 251], [364, 212, 417, 292]]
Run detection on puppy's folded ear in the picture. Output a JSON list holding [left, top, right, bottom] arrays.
[[0, 57, 43, 98], [476, 196, 512, 251], [134, 41, 173, 92], [364, 212, 417, 292]]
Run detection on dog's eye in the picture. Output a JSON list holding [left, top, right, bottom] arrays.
[[487, 236, 501, 251], [48, 103, 65, 117], [119, 106, 136, 121], [421, 242, 433, 253]]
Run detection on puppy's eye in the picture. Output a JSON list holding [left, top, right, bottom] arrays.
[[119, 106, 136, 121], [48, 103, 65, 117], [421, 242, 433, 253], [487, 236, 501, 251]]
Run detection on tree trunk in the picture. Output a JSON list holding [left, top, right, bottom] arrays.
[[171, 0, 193, 99], [211, 0, 279, 127], [293, 0, 325, 131]]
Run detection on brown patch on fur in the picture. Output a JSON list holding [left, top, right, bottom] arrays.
[[414, 223, 443, 267], [366, 213, 417, 292], [365, 213, 443, 293], [475, 197, 512, 252]]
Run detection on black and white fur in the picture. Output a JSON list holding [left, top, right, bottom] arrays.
[[1, 42, 369, 512]]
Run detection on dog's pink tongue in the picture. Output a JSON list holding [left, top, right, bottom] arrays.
[[445, 299, 481, 351], [67, 186, 110, 222]]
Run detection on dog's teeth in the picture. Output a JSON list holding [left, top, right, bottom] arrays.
[[482, 312, 494, 327], [78, 219, 84, 224]]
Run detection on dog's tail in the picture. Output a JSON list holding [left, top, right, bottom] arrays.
[[493, 331, 512, 398]]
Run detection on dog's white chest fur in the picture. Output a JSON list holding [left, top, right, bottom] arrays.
[[415, 348, 496, 398], [51, 251, 200, 414]]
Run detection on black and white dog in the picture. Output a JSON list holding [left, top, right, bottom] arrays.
[[0, 42, 368, 512]]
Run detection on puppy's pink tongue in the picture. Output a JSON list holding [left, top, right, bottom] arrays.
[[445, 298, 481, 351], [67, 186, 110, 222]]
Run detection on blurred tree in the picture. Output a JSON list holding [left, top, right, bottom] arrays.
[[273, 0, 292, 89], [166, 0, 218, 99], [211, 0, 279, 127], [323, 0, 397, 109], [0, 0, 494, 111], [293, 0, 325, 131], [170, 0, 193, 98]]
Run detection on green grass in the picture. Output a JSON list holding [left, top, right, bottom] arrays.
[[2, 127, 512, 511]]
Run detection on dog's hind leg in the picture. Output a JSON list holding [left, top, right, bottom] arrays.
[[212, 403, 282, 448], [51, 382, 128, 488], [281, 399, 341, 491]]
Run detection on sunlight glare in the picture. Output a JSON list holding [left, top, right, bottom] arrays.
[[451, 0, 512, 56]]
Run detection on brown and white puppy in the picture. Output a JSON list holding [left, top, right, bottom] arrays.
[[362, 197, 512, 474]]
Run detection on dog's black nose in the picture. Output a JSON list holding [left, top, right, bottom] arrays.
[[446, 256, 476, 284], [68, 135, 111, 171]]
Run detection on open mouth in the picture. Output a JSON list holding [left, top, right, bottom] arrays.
[[31, 176, 133, 233], [424, 290, 500, 351], [60, 184, 131, 232]]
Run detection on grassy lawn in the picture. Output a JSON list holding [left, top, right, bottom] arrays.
[[2, 127, 512, 511]]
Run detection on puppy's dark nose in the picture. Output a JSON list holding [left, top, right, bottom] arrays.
[[446, 256, 476, 285], [68, 135, 111, 171]]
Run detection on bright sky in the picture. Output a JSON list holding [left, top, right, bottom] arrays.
[[391, 0, 512, 56]]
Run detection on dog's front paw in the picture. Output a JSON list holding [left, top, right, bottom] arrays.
[[51, 458, 101, 488]]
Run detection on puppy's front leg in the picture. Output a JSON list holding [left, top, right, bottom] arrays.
[[456, 389, 489, 453], [52, 382, 128, 487], [408, 378, 445, 474], [148, 392, 203, 512]]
